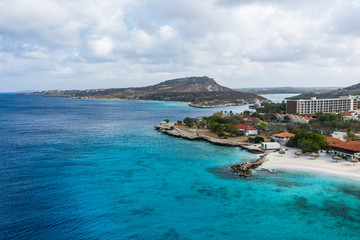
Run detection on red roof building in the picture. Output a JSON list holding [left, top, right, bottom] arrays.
[[273, 132, 295, 138], [243, 117, 260, 123], [326, 136, 345, 145], [272, 132, 295, 144], [328, 138, 360, 161], [236, 124, 258, 136], [339, 112, 352, 117]]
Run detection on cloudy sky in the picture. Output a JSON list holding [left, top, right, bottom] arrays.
[[1, 0, 360, 91]]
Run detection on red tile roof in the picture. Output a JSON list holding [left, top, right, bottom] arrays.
[[236, 123, 257, 131], [243, 117, 260, 122], [340, 112, 352, 116], [273, 132, 295, 138], [326, 136, 345, 145], [329, 141, 360, 152]]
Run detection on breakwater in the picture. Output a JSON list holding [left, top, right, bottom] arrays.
[[230, 154, 268, 177]]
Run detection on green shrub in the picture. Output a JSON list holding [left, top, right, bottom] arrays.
[[254, 136, 264, 143], [286, 132, 327, 153]]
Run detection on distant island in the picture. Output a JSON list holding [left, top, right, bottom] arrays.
[[28, 76, 268, 108]]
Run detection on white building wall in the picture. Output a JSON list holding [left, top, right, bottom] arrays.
[[247, 130, 258, 135], [261, 142, 281, 149]]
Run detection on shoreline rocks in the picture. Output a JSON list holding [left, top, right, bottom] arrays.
[[230, 154, 268, 177], [154, 123, 264, 154]]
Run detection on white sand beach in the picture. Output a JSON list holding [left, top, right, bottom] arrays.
[[262, 148, 360, 181]]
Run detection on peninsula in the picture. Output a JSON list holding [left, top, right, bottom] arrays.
[[29, 76, 268, 108]]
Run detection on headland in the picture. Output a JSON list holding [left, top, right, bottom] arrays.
[[154, 122, 265, 154]]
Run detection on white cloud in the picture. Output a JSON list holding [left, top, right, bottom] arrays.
[[88, 35, 114, 57], [1, 0, 360, 91]]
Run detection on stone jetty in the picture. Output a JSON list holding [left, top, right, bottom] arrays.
[[230, 154, 268, 177]]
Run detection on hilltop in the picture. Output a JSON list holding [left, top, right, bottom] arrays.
[[290, 82, 360, 99], [30, 76, 268, 108]]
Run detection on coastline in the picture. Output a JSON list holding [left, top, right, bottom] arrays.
[[24, 94, 252, 108], [154, 123, 264, 154], [262, 148, 360, 181], [156, 123, 360, 181]]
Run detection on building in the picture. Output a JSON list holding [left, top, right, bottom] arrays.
[[236, 123, 258, 136], [261, 142, 281, 150], [286, 96, 358, 115], [276, 114, 312, 124], [243, 117, 260, 124], [339, 112, 358, 120], [327, 140, 360, 161], [326, 136, 345, 145], [272, 132, 295, 144]]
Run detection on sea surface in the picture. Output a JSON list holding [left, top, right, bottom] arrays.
[[260, 93, 300, 103], [1, 94, 360, 240]]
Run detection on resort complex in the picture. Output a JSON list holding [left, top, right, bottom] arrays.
[[286, 96, 358, 115], [157, 94, 360, 175]]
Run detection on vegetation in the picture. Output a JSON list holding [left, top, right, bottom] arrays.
[[345, 128, 358, 141], [181, 113, 244, 137], [293, 113, 360, 136], [254, 136, 264, 143], [257, 102, 286, 114], [286, 132, 327, 153], [183, 117, 196, 127], [247, 136, 264, 143], [206, 115, 242, 137], [283, 115, 290, 122]]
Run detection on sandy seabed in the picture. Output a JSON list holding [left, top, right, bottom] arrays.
[[262, 148, 360, 181]]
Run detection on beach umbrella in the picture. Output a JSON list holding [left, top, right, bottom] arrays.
[[332, 155, 342, 162], [295, 151, 302, 158], [279, 150, 285, 157], [311, 153, 320, 159], [349, 158, 358, 166]]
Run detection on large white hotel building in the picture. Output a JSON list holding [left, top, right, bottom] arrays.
[[286, 96, 358, 115]]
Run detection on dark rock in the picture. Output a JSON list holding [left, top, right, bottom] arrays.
[[230, 154, 268, 177]]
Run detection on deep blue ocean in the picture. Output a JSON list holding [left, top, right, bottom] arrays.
[[1, 94, 360, 240]]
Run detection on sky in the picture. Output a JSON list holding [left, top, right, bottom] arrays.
[[1, 0, 360, 92]]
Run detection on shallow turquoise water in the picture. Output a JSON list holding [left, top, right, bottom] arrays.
[[1, 94, 360, 239]]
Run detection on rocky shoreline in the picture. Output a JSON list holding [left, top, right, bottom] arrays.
[[154, 123, 264, 154], [230, 154, 268, 177]]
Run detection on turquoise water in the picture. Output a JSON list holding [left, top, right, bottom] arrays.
[[1, 94, 360, 239]]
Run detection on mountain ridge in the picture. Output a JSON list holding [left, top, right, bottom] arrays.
[[30, 76, 268, 108], [289, 82, 360, 100]]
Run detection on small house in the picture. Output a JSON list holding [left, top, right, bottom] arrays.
[[272, 132, 295, 144], [328, 141, 360, 161], [236, 123, 258, 136]]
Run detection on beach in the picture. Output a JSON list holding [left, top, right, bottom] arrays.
[[262, 148, 360, 181]]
